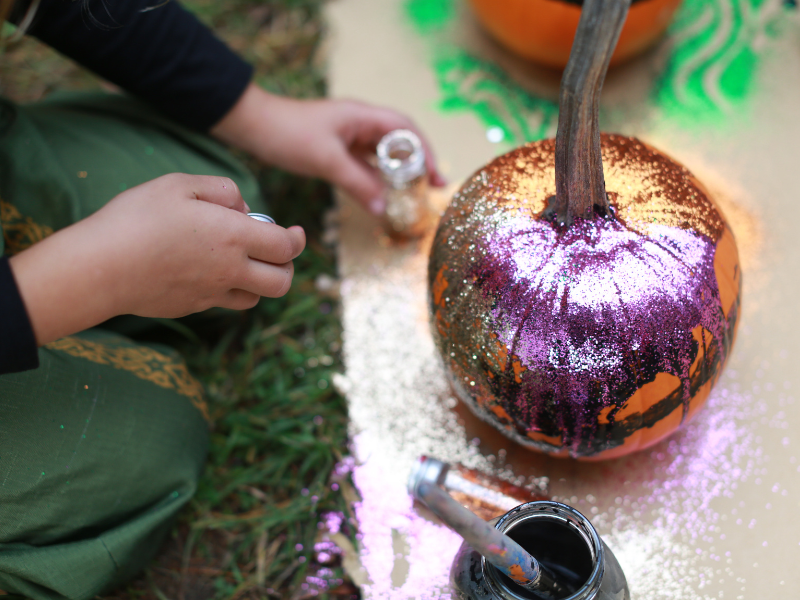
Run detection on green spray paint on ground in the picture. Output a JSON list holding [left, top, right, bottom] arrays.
[[403, 0, 557, 145], [655, 0, 789, 127], [403, 0, 792, 136], [404, 0, 454, 33], [434, 51, 559, 145]]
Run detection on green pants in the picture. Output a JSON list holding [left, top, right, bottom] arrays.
[[0, 93, 263, 599]]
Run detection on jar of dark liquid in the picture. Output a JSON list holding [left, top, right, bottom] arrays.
[[450, 501, 629, 600]]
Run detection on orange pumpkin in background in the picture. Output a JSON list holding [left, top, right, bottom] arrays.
[[468, 0, 683, 68]]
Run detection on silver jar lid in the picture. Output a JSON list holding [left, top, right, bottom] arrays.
[[377, 129, 426, 186], [247, 213, 276, 224]]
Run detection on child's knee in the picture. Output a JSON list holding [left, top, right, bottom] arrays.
[[0, 332, 209, 599]]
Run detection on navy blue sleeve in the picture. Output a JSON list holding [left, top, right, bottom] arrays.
[[13, 0, 254, 131], [0, 257, 39, 374]]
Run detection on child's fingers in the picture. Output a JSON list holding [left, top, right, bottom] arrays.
[[349, 103, 413, 143], [219, 289, 261, 311], [241, 259, 296, 298], [329, 151, 386, 215], [241, 222, 306, 264], [367, 110, 447, 188], [422, 144, 446, 187], [183, 174, 249, 214], [346, 104, 447, 188]]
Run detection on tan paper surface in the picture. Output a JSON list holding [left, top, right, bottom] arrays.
[[327, 1, 800, 598]]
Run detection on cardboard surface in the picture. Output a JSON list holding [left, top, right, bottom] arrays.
[[327, 1, 800, 597]]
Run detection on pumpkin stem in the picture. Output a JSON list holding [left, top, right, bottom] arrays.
[[552, 0, 630, 226]]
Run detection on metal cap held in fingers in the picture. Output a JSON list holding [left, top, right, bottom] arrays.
[[247, 213, 276, 224], [407, 456, 449, 499]]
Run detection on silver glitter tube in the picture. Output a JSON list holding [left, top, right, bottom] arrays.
[[376, 129, 430, 237]]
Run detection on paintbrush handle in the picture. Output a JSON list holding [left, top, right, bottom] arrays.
[[418, 481, 560, 593]]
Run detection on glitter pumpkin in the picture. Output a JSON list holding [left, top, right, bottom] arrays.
[[468, 0, 683, 69], [428, 134, 740, 459]]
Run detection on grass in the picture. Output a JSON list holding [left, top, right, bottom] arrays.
[[1, 1, 356, 599]]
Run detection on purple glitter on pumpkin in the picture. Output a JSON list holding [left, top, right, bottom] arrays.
[[484, 214, 726, 447]]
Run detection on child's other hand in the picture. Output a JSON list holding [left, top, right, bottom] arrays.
[[9, 173, 305, 345], [212, 84, 446, 216]]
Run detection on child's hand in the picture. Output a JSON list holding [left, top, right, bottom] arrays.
[[212, 84, 447, 216], [9, 173, 305, 345]]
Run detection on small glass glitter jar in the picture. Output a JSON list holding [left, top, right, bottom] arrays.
[[450, 501, 629, 600], [376, 129, 430, 237]]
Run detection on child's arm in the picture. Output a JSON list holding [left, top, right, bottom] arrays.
[[211, 83, 446, 216], [13, 0, 444, 214], [12, 0, 252, 132]]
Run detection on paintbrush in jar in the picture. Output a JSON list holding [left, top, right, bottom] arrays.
[[408, 456, 568, 599]]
